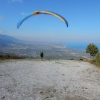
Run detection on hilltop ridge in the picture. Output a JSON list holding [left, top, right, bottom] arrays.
[[0, 34, 89, 59]]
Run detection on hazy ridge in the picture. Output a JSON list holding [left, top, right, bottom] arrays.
[[0, 34, 89, 59]]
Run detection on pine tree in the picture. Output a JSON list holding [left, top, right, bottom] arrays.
[[86, 43, 99, 59]]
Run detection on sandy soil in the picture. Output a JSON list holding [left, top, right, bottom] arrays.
[[0, 59, 100, 100]]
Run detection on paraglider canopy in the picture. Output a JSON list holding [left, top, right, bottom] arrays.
[[17, 10, 68, 29]]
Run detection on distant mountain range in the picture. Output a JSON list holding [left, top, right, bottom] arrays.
[[0, 34, 19, 47], [0, 34, 89, 59]]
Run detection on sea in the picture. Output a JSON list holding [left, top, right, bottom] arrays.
[[60, 42, 100, 51]]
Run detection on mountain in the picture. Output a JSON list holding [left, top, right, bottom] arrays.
[[0, 34, 19, 47], [0, 34, 89, 59]]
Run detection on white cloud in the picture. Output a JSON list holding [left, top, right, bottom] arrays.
[[0, 17, 2, 20], [11, 0, 23, 2], [0, 30, 3, 34], [8, 0, 10, 3], [21, 12, 27, 16], [7, 0, 23, 4]]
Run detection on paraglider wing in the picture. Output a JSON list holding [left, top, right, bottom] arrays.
[[17, 13, 33, 29], [17, 10, 68, 29], [33, 10, 68, 27]]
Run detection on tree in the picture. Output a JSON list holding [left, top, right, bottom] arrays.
[[96, 52, 100, 62], [86, 43, 99, 59]]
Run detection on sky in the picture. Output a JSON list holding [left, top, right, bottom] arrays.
[[0, 0, 100, 43]]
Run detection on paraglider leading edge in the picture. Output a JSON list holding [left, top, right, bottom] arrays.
[[17, 10, 68, 29]]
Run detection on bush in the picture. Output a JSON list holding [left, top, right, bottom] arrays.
[[95, 52, 100, 66], [0, 54, 24, 59], [96, 52, 100, 62], [90, 52, 100, 67]]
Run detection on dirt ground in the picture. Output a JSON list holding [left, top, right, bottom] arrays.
[[0, 59, 100, 100]]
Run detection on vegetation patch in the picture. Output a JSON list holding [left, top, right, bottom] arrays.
[[0, 54, 25, 60]]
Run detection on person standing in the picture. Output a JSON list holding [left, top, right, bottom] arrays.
[[40, 51, 44, 60]]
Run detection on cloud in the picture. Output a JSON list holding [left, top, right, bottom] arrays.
[[0, 17, 3, 20], [8, 0, 10, 3], [21, 12, 27, 16], [11, 0, 23, 2], [0, 30, 3, 34]]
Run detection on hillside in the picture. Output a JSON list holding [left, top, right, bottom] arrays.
[[0, 34, 89, 59], [0, 34, 19, 47]]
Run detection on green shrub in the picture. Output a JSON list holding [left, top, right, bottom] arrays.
[[96, 52, 100, 62], [90, 52, 100, 67], [95, 52, 100, 66]]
